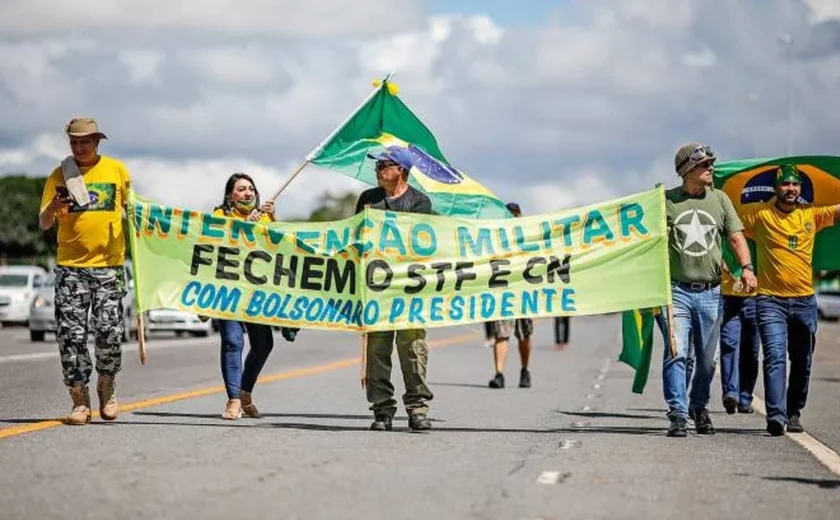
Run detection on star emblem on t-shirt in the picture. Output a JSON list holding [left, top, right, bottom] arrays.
[[674, 209, 718, 257]]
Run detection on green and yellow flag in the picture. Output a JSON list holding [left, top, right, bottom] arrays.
[[715, 155, 840, 271], [307, 77, 511, 219], [620, 308, 657, 394]]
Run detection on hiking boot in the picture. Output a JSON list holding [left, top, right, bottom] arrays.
[[722, 395, 738, 415], [370, 414, 393, 431], [519, 368, 531, 388], [667, 417, 688, 437], [222, 398, 242, 420], [690, 408, 715, 435], [767, 420, 785, 437], [488, 373, 505, 389], [738, 403, 755, 414], [97, 375, 119, 421], [240, 391, 260, 418], [788, 414, 804, 433], [408, 413, 432, 431], [66, 385, 91, 426]]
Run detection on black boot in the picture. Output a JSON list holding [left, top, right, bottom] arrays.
[[370, 414, 392, 431], [408, 413, 432, 431], [488, 373, 505, 389]]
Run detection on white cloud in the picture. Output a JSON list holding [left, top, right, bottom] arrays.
[[1, 0, 839, 221], [805, 0, 840, 23], [118, 50, 166, 85], [0, 0, 422, 37]]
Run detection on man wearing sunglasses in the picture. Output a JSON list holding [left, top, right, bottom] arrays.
[[659, 143, 757, 437], [739, 165, 840, 436], [355, 150, 434, 432]]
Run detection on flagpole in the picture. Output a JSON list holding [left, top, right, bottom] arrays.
[[360, 332, 368, 389], [267, 71, 396, 203]]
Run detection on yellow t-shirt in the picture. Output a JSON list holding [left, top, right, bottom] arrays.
[[741, 201, 835, 297], [212, 207, 273, 223], [721, 268, 757, 297], [40, 156, 131, 268]]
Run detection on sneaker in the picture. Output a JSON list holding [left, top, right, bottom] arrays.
[[667, 417, 688, 437], [788, 414, 804, 433], [690, 408, 715, 435], [519, 368, 531, 388], [488, 373, 505, 389], [737, 403, 755, 414], [767, 420, 785, 436], [722, 395, 738, 415], [408, 413, 432, 431], [370, 414, 393, 431]]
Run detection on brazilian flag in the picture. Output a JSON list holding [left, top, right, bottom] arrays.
[[715, 155, 840, 272], [307, 78, 511, 219], [620, 308, 657, 394]]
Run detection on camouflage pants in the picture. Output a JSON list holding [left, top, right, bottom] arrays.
[[365, 329, 433, 417], [54, 265, 126, 387]]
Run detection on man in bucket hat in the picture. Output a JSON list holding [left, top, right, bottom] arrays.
[[657, 143, 757, 437], [740, 164, 840, 435], [39, 117, 132, 426]]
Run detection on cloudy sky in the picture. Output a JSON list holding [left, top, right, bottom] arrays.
[[1, 0, 838, 218]]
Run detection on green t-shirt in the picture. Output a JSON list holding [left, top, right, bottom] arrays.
[[665, 187, 744, 283]]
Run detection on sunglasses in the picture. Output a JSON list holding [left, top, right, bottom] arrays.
[[677, 145, 714, 171]]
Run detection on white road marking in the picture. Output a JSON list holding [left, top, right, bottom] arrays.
[[596, 374, 606, 381], [0, 337, 212, 364], [592, 383, 602, 390], [753, 395, 840, 476], [536, 471, 561, 485]]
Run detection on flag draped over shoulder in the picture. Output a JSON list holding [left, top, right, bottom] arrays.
[[620, 308, 656, 394], [307, 79, 511, 219], [715, 155, 840, 271]]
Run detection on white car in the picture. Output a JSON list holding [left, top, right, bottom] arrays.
[[817, 291, 840, 321], [0, 265, 48, 326], [146, 308, 214, 337], [28, 263, 140, 342]]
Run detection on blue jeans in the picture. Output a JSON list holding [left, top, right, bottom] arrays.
[[756, 295, 817, 425], [720, 296, 761, 407], [218, 320, 275, 399], [658, 283, 722, 420]]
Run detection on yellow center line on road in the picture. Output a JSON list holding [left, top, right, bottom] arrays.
[[0, 332, 477, 441]]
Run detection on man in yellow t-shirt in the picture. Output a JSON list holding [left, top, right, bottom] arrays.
[[741, 165, 840, 436], [38, 117, 131, 426], [719, 264, 759, 415]]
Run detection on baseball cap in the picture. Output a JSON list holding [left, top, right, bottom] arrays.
[[66, 117, 108, 139], [367, 149, 412, 170]]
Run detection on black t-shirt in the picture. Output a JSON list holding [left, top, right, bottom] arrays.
[[354, 186, 433, 215]]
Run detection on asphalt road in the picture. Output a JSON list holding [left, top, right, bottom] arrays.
[[0, 316, 839, 520]]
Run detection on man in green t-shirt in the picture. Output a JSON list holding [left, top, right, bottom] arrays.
[[656, 143, 757, 437]]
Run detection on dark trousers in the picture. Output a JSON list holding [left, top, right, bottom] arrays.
[[554, 317, 570, 344], [719, 296, 760, 407]]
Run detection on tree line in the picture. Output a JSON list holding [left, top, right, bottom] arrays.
[[0, 175, 359, 267]]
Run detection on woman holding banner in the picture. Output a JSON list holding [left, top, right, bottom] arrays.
[[212, 173, 298, 420]]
